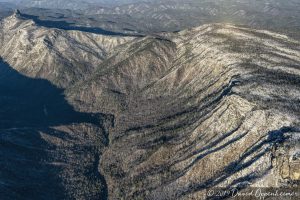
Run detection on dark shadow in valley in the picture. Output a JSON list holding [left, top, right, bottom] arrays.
[[0, 128, 68, 200], [0, 58, 108, 200], [0, 58, 100, 129], [19, 12, 143, 37]]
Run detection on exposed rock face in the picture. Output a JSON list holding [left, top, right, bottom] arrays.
[[0, 13, 134, 88], [68, 24, 300, 199], [0, 13, 299, 200]]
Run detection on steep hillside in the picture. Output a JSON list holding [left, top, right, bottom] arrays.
[[0, 11, 134, 88], [0, 13, 116, 199], [67, 24, 300, 199], [0, 12, 299, 200], [0, 57, 112, 199]]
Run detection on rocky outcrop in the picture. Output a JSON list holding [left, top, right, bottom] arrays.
[[0, 11, 134, 88], [0, 12, 299, 200], [68, 24, 300, 199]]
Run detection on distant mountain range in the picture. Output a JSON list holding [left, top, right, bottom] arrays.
[[0, 0, 96, 10], [0, 0, 157, 9], [1, 0, 299, 39]]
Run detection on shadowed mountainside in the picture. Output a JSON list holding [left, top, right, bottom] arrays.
[[0, 58, 100, 129], [67, 24, 300, 199], [0, 11, 299, 200], [0, 58, 109, 200]]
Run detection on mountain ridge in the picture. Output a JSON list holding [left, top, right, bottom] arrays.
[[0, 11, 299, 200], [65, 22, 300, 199], [0, 11, 135, 88]]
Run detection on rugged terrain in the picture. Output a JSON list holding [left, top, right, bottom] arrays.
[[0, 12, 116, 199], [84, 0, 300, 33], [2, 0, 300, 38], [0, 10, 300, 200], [0, 11, 134, 87], [67, 23, 300, 199]]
